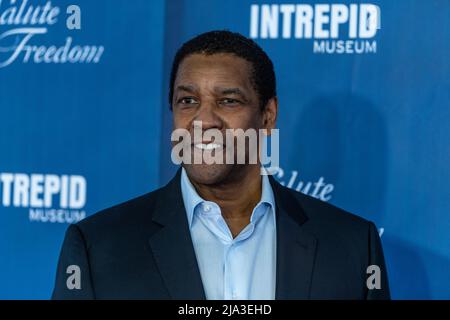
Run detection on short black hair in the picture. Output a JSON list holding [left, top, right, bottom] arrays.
[[169, 30, 277, 110]]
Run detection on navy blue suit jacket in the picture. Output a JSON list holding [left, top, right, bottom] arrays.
[[52, 170, 390, 299]]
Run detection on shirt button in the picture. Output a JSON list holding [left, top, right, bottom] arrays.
[[203, 204, 211, 212]]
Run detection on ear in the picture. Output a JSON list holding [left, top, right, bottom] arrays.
[[262, 97, 278, 134]]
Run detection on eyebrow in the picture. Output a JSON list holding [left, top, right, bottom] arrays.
[[175, 85, 249, 101], [175, 85, 198, 94], [218, 87, 245, 96]]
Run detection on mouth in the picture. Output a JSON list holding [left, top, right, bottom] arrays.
[[194, 143, 223, 151]]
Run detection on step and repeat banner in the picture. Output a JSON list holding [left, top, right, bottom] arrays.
[[0, 0, 449, 299]]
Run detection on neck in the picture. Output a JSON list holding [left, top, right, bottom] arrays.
[[190, 165, 262, 221]]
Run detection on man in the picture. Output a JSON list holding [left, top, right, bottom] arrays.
[[52, 30, 390, 299]]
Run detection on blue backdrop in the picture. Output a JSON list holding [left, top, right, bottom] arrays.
[[0, 0, 449, 299]]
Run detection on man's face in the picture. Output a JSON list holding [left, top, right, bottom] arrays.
[[171, 53, 276, 185]]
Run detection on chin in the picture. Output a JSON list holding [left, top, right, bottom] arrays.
[[183, 163, 233, 185]]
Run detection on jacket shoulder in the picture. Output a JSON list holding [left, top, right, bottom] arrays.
[[74, 186, 167, 245], [281, 184, 375, 232]]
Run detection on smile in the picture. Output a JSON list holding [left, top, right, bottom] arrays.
[[194, 143, 222, 150]]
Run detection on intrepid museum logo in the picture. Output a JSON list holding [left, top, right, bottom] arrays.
[[250, 3, 381, 54], [0, 172, 87, 223]]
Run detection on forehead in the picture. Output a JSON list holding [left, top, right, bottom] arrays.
[[174, 53, 253, 89]]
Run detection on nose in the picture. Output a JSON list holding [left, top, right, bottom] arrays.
[[192, 101, 223, 131]]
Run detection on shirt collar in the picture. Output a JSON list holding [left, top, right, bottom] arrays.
[[257, 170, 276, 219], [180, 168, 204, 228], [180, 168, 276, 228]]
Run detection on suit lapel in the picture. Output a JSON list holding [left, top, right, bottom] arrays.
[[148, 169, 206, 300], [270, 177, 318, 299], [147, 170, 317, 300]]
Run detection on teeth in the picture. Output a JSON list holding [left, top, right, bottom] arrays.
[[195, 143, 222, 150]]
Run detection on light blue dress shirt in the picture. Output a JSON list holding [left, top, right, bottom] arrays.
[[180, 168, 277, 300]]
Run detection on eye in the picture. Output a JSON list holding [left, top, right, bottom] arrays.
[[177, 97, 199, 106], [218, 98, 241, 107]]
